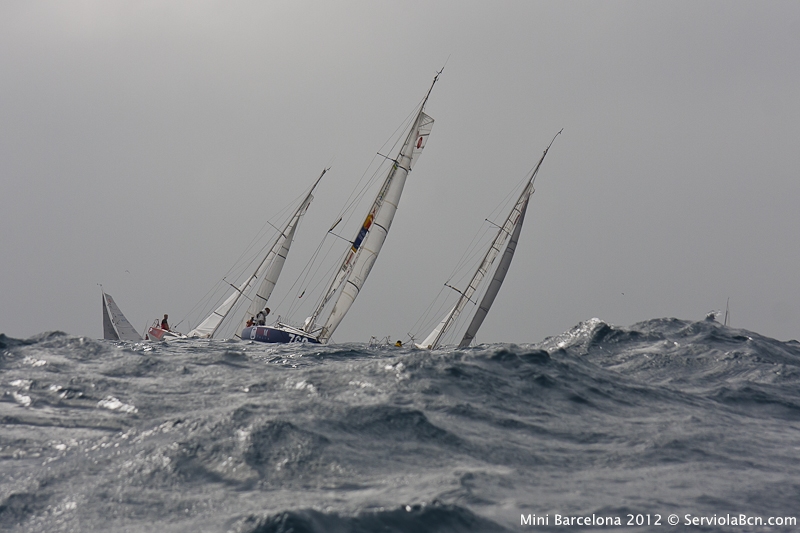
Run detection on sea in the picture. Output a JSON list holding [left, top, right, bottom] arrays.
[[2, 317, 799, 532]]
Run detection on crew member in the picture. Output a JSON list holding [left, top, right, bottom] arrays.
[[161, 314, 170, 331], [256, 307, 270, 325]]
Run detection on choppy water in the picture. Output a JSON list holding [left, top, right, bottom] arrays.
[[2, 317, 799, 532]]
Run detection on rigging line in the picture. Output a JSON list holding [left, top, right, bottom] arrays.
[[447, 223, 495, 284], [224, 168, 327, 305], [185, 176, 320, 332], [226, 175, 317, 277], [182, 211, 285, 325], [183, 178, 305, 328], [327, 231, 355, 245], [444, 283, 478, 306], [298, 242, 343, 312], [484, 218, 504, 231], [307, 242, 352, 315], [442, 158, 539, 290], [444, 221, 489, 282], [448, 177, 521, 279], [409, 285, 450, 339], [274, 212, 340, 315], [276, 236, 329, 315], [277, 230, 340, 319], [375, 152, 409, 172], [331, 102, 418, 227], [331, 87, 428, 225]]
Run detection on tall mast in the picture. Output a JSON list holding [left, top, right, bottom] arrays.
[[306, 71, 441, 343], [188, 169, 326, 339], [418, 130, 561, 349]]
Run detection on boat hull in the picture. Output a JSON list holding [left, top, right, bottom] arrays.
[[241, 325, 321, 344], [147, 327, 186, 341]]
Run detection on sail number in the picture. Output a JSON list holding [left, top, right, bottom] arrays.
[[287, 333, 309, 343]]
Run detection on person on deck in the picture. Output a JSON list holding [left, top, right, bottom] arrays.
[[256, 308, 270, 326], [161, 314, 170, 331], [246, 317, 254, 328]]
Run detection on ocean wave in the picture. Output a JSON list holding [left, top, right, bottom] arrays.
[[233, 502, 511, 533], [2, 318, 799, 531]]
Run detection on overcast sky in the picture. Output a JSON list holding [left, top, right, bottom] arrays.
[[2, 1, 798, 344]]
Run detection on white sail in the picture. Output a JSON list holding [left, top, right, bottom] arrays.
[[418, 130, 560, 349], [417, 184, 528, 349], [303, 74, 440, 344], [102, 291, 142, 342], [187, 277, 249, 339], [314, 113, 434, 343], [415, 304, 455, 350], [458, 196, 529, 348], [236, 215, 301, 335], [187, 169, 326, 339]]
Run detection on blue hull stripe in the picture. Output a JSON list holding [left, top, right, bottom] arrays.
[[241, 326, 321, 344]]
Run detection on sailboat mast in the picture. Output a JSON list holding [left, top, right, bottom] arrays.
[[458, 195, 529, 348], [424, 183, 531, 350], [235, 168, 327, 333], [420, 130, 561, 349], [306, 71, 441, 343], [188, 169, 327, 339]]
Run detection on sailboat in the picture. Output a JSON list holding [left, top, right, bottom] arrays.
[[242, 71, 441, 344], [724, 297, 730, 327], [415, 130, 561, 350], [145, 170, 326, 341], [102, 289, 143, 342]]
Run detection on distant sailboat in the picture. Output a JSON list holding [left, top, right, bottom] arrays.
[[101, 289, 142, 342], [724, 297, 730, 327], [145, 170, 326, 341], [242, 71, 441, 344], [415, 131, 561, 349]]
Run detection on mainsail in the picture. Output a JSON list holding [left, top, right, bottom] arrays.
[[102, 290, 142, 342], [458, 196, 528, 348], [416, 130, 561, 349], [300, 73, 440, 343], [186, 169, 326, 339]]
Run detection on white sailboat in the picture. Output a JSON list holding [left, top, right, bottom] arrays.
[[242, 71, 441, 344], [415, 130, 561, 349], [101, 289, 142, 342], [146, 170, 326, 341]]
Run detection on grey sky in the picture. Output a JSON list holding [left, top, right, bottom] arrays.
[[2, 1, 798, 343]]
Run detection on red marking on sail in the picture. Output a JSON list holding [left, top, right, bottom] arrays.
[[417, 136, 423, 148]]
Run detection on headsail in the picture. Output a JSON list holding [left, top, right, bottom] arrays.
[[102, 290, 142, 342], [186, 169, 326, 339], [416, 130, 561, 349], [303, 73, 440, 343]]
